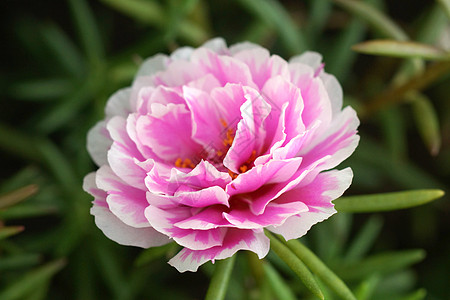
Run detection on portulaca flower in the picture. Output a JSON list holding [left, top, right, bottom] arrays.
[[83, 38, 359, 272]]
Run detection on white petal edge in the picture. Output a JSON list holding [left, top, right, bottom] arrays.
[[168, 230, 269, 272], [105, 88, 132, 118], [91, 205, 171, 248], [87, 121, 112, 167], [268, 168, 353, 240], [289, 51, 323, 69], [135, 54, 169, 78]]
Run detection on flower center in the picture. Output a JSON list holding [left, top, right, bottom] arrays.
[[174, 119, 257, 179]]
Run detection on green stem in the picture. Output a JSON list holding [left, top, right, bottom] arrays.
[[205, 255, 236, 300], [266, 231, 324, 300], [285, 239, 357, 300]]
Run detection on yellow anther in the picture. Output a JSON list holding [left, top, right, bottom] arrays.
[[239, 165, 248, 173], [175, 158, 183, 168]]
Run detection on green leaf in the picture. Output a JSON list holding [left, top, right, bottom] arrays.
[[334, 189, 444, 213], [0, 185, 38, 209], [333, 0, 408, 41], [336, 250, 426, 280], [205, 255, 236, 300], [236, 0, 307, 54], [284, 238, 357, 300], [266, 231, 324, 300], [100, 0, 208, 44], [437, 0, 450, 20], [354, 275, 380, 300], [9, 78, 75, 101], [352, 40, 450, 60], [345, 216, 383, 262], [400, 288, 427, 300], [0, 259, 65, 300], [68, 0, 104, 63], [410, 93, 442, 155], [0, 204, 58, 220], [0, 254, 41, 272], [263, 262, 297, 300], [0, 226, 24, 240], [39, 23, 85, 77]]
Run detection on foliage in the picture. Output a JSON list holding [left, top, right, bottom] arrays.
[[1, 0, 449, 299]]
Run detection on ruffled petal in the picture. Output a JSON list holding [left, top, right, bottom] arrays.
[[135, 103, 202, 162], [105, 88, 132, 118], [87, 121, 112, 167], [84, 173, 170, 248], [145, 205, 227, 250], [223, 201, 308, 229], [183, 86, 224, 150], [226, 157, 302, 196], [191, 48, 257, 88], [233, 49, 290, 89], [268, 168, 353, 240], [96, 166, 150, 228], [168, 229, 269, 272], [299, 106, 360, 171], [107, 116, 147, 189], [223, 86, 271, 173]]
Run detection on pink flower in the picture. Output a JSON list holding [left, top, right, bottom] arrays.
[[83, 38, 359, 272]]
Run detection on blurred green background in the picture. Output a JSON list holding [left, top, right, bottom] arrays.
[[0, 0, 449, 299]]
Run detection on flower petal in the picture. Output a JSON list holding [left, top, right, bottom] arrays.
[[145, 205, 227, 250], [87, 121, 112, 167], [135, 103, 202, 162], [96, 166, 150, 228], [84, 173, 170, 248], [107, 116, 148, 189], [168, 229, 269, 272], [268, 168, 353, 240], [300, 106, 360, 171], [223, 201, 308, 229], [191, 48, 256, 88]]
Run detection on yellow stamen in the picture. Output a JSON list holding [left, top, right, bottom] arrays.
[[175, 158, 183, 168], [175, 158, 195, 169], [239, 165, 248, 173]]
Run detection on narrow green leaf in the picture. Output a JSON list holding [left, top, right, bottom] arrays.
[[325, 3, 366, 81], [337, 250, 426, 280], [100, 0, 208, 44], [409, 93, 442, 155], [266, 232, 324, 300], [236, 0, 307, 54], [354, 275, 380, 300], [100, 0, 165, 26], [345, 216, 383, 262], [0, 254, 41, 272], [306, 0, 332, 44], [205, 255, 236, 300], [285, 238, 357, 300], [437, 0, 450, 20], [334, 189, 444, 213], [400, 288, 427, 300], [0, 204, 58, 220], [0, 123, 41, 162], [0, 185, 38, 209], [353, 40, 450, 60], [0, 259, 65, 300], [40, 23, 85, 77], [9, 78, 74, 101], [263, 262, 297, 300], [333, 0, 408, 41], [0, 226, 24, 240], [68, 0, 104, 63]]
